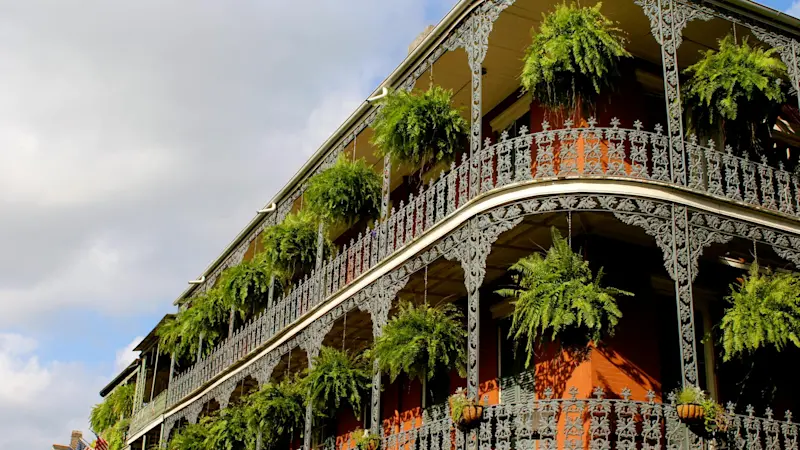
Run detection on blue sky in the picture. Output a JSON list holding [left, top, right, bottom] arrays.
[[0, 0, 797, 448]]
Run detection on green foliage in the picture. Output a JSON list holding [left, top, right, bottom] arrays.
[[448, 389, 476, 424], [219, 256, 273, 318], [262, 212, 326, 285], [305, 155, 382, 227], [158, 289, 229, 360], [720, 263, 800, 361], [305, 346, 371, 414], [371, 86, 467, 172], [520, 2, 630, 111], [104, 419, 130, 450], [497, 227, 631, 367], [371, 301, 467, 383], [674, 386, 727, 433], [168, 421, 211, 450], [89, 383, 134, 437], [245, 378, 307, 445], [205, 405, 250, 450], [683, 35, 787, 152], [353, 428, 381, 450]]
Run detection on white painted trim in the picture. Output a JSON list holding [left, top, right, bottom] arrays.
[[155, 177, 800, 431]]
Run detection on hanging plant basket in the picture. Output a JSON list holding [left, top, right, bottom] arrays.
[[676, 403, 706, 423], [682, 34, 787, 156], [370, 86, 468, 176], [449, 389, 483, 430], [496, 227, 632, 368], [520, 2, 630, 113], [305, 155, 382, 227], [354, 429, 381, 450]]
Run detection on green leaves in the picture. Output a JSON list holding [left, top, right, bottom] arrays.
[[497, 227, 630, 367], [169, 422, 211, 450], [218, 256, 273, 319], [89, 383, 135, 449], [245, 378, 307, 445], [371, 301, 467, 383], [521, 2, 630, 111], [720, 263, 800, 361], [305, 156, 382, 227], [683, 35, 787, 153], [371, 86, 468, 172], [158, 289, 229, 360], [262, 212, 326, 286], [204, 405, 250, 450], [305, 346, 370, 414]]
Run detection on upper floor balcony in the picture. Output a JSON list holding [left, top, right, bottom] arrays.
[[122, 0, 800, 442]]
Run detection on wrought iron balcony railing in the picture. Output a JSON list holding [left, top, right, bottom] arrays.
[[130, 391, 167, 436], [165, 120, 800, 410], [322, 387, 798, 450]]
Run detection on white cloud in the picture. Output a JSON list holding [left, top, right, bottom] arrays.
[[787, 1, 800, 17], [0, 0, 453, 326], [0, 333, 102, 449], [115, 336, 143, 372]]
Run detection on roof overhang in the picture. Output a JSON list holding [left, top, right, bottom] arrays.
[[133, 314, 175, 352], [99, 359, 139, 397]]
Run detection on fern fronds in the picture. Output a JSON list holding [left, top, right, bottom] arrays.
[[305, 346, 370, 414], [683, 35, 787, 153], [305, 155, 382, 227], [204, 404, 250, 450], [721, 263, 800, 361], [497, 227, 631, 367], [218, 255, 273, 318], [521, 2, 630, 111], [245, 377, 307, 445], [371, 301, 467, 383], [371, 86, 468, 171], [168, 421, 210, 450], [262, 212, 327, 285]]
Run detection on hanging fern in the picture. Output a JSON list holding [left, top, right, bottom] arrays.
[[720, 263, 800, 361], [305, 155, 382, 227], [219, 255, 273, 319], [305, 346, 371, 415], [371, 86, 467, 173], [262, 212, 328, 285], [683, 35, 787, 154], [520, 2, 630, 111], [205, 404, 250, 450], [245, 378, 307, 445], [168, 421, 211, 450], [371, 301, 467, 383], [158, 289, 229, 360], [497, 227, 631, 367], [89, 383, 134, 434]]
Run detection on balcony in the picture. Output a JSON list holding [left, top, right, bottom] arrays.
[[321, 387, 798, 450], [165, 120, 800, 411], [129, 391, 167, 437]]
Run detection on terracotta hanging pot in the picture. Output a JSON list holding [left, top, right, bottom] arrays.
[[677, 404, 705, 423]]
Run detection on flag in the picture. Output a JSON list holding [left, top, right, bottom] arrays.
[[75, 439, 94, 450], [95, 438, 109, 450]]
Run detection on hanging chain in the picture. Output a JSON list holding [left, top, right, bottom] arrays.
[[568, 211, 573, 249], [342, 311, 347, 352], [424, 265, 428, 306], [753, 239, 758, 265]]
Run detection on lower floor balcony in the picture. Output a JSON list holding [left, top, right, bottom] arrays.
[[147, 193, 800, 450]]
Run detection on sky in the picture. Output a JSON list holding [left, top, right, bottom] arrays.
[[0, 0, 797, 448]]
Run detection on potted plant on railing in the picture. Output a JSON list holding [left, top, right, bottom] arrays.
[[683, 34, 787, 159], [370, 301, 467, 385], [521, 2, 630, 119], [261, 212, 330, 287], [158, 288, 229, 361], [353, 428, 381, 450], [371, 86, 468, 189], [496, 227, 632, 368], [305, 346, 371, 416], [305, 155, 382, 230], [448, 387, 483, 430], [674, 386, 728, 436], [720, 262, 800, 361]]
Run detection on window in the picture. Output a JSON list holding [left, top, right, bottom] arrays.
[[498, 318, 535, 404]]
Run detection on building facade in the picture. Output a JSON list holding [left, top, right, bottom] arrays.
[[111, 0, 800, 448]]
